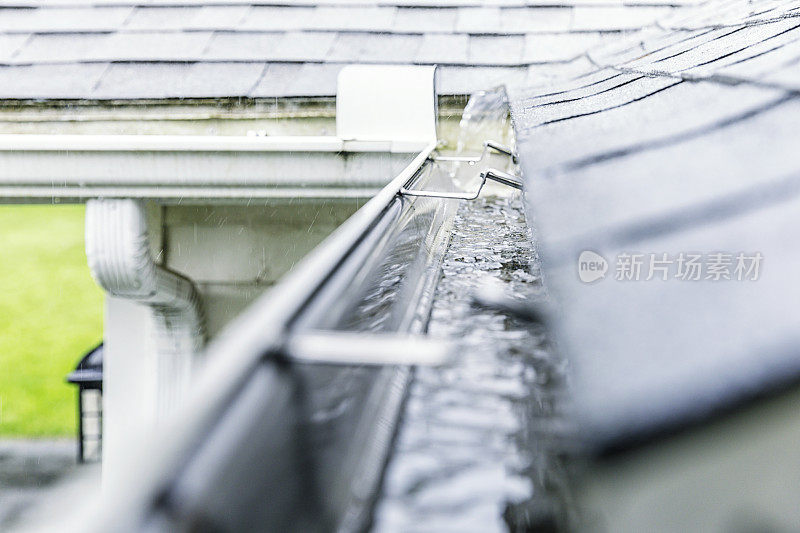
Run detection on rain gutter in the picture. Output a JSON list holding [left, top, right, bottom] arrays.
[[84, 141, 438, 532], [0, 134, 426, 202]]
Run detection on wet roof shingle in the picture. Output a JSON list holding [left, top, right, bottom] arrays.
[[0, 0, 701, 99], [508, 0, 800, 453]]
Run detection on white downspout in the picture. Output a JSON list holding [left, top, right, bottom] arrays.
[[85, 198, 206, 419]]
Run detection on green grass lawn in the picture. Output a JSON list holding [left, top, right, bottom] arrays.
[[0, 205, 104, 437]]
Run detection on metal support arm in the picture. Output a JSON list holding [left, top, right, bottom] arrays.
[[399, 168, 523, 200], [284, 331, 454, 366], [431, 140, 519, 164]]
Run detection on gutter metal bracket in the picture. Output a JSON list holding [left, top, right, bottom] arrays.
[[400, 168, 523, 201], [283, 331, 454, 367], [431, 140, 518, 164]]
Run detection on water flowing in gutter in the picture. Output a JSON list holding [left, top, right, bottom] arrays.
[[371, 90, 570, 531]]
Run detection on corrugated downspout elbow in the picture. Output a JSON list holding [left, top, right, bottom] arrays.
[[85, 198, 206, 417]]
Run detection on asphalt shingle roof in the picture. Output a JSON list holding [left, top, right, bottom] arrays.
[[508, 0, 800, 453], [0, 0, 700, 99], [5, 0, 796, 457]]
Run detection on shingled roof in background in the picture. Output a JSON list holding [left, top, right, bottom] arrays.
[[0, 0, 700, 99], [5, 0, 798, 456], [508, 0, 800, 453]]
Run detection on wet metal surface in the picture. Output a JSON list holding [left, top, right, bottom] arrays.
[[373, 196, 567, 532]]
